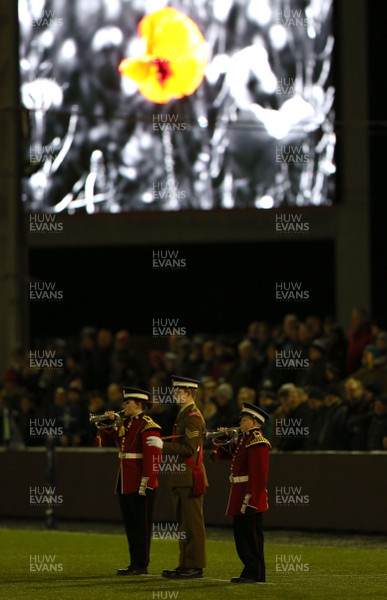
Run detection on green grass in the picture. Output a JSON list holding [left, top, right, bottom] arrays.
[[0, 529, 386, 600]]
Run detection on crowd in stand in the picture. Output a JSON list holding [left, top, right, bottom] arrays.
[[1, 308, 387, 451]]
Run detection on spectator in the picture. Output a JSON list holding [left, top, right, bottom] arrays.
[[217, 350, 240, 390], [148, 350, 165, 378], [298, 322, 314, 354], [189, 335, 205, 378], [93, 328, 113, 391], [346, 308, 373, 374], [0, 392, 24, 448], [303, 387, 326, 450], [164, 352, 178, 377], [257, 389, 279, 442], [16, 394, 40, 447], [247, 320, 271, 365], [236, 387, 256, 410], [271, 383, 296, 449], [270, 383, 296, 448], [305, 315, 322, 339], [67, 381, 88, 446], [324, 362, 343, 386], [276, 386, 310, 451], [148, 372, 177, 437], [106, 383, 123, 411], [364, 381, 384, 407], [197, 340, 221, 380], [110, 356, 140, 387], [326, 324, 347, 374], [351, 344, 387, 393], [281, 314, 300, 353], [202, 398, 219, 446], [214, 383, 239, 428], [233, 339, 261, 391], [84, 390, 107, 445], [50, 387, 69, 447], [259, 342, 288, 391], [1, 370, 26, 410], [175, 339, 195, 377], [375, 331, 387, 357], [111, 329, 143, 384], [78, 327, 96, 389], [63, 353, 82, 387], [299, 339, 328, 387], [319, 385, 349, 450], [202, 378, 218, 403], [366, 395, 387, 450], [344, 378, 371, 451]]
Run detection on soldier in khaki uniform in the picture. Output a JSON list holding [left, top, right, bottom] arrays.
[[147, 375, 207, 579]]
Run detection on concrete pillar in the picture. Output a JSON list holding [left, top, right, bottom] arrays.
[[0, 2, 29, 375], [336, 0, 370, 328]]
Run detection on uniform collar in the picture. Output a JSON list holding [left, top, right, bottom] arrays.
[[243, 426, 261, 435], [130, 411, 144, 420], [178, 401, 195, 415]]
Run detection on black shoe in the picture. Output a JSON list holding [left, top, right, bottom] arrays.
[[162, 567, 183, 578], [230, 577, 258, 583], [127, 567, 148, 576], [117, 566, 132, 576], [179, 568, 203, 579], [117, 566, 148, 576], [164, 568, 203, 579]]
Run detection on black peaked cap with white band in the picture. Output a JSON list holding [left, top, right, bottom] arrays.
[[122, 387, 151, 403], [171, 375, 200, 390], [240, 402, 269, 425]]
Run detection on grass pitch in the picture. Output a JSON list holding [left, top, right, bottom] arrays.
[[0, 528, 386, 600]]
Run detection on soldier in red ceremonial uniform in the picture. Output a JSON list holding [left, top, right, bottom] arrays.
[[147, 375, 207, 579], [211, 402, 271, 584], [95, 387, 161, 575]]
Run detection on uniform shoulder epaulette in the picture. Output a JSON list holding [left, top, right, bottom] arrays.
[[141, 414, 162, 431], [188, 409, 202, 418], [188, 409, 206, 428], [245, 430, 271, 449]]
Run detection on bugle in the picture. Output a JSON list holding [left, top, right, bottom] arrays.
[[89, 410, 125, 430], [205, 427, 240, 446]]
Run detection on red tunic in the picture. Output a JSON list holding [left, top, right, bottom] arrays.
[[212, 428, 270, 516], [95, 413, 161, 494]]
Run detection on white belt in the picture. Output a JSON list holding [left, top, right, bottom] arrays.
[[230, 475, 249, 483], [119, 452, 143, 459]]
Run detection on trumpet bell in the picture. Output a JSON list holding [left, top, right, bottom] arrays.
[[89, 410, 124, 430], [205, 427, 240, 446]]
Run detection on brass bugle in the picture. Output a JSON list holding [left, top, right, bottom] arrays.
[[205, 427, 240, 446], [89, 410, 125, 430]]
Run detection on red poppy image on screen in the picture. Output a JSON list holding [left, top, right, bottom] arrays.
[[119, 7, 207, 104]]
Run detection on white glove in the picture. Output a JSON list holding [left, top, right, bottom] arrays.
[[146, 436, 163, 449]]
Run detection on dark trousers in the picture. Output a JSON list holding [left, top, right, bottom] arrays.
[[233, 512, 265, 581], [118, 490, 155, 568]]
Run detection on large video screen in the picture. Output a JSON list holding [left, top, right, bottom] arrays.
[[20, 0, 335, 213]]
